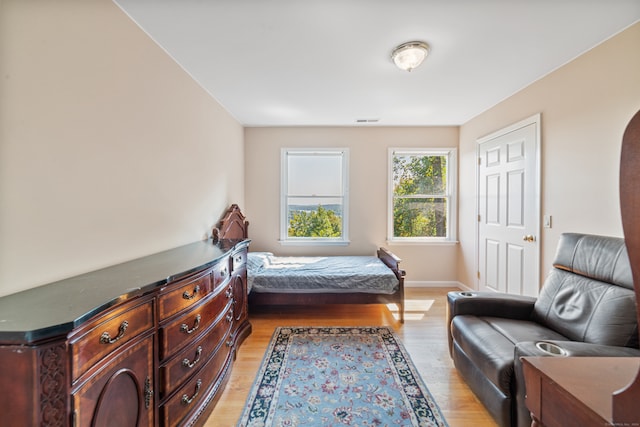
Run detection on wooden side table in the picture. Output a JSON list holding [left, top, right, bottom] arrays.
[[521, 357, 640, 427]]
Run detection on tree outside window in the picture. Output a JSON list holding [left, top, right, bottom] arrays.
[[390, 149, 457, 241]]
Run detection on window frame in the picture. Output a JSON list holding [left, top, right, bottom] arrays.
[[280, 148, 350, 245], [387, 147, 458, 243]]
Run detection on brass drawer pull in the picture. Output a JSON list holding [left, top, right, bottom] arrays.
[[180, 314, 201, 334], [182, 285, 200, 300], [181, 379, 202, 405], [99, 320, 129, 344], [225, 287, 233, 299], [182, 346, 203, 369]]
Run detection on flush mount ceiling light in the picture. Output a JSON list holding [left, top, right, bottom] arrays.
[[391, 41, 430, 72]]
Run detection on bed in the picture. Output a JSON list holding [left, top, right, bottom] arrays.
[[214, 205, 406, 322]]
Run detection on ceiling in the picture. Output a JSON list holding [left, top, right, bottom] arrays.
[[114, 1, 640, 127]]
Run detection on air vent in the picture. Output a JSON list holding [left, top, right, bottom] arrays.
[[355, 118, 380, 123]]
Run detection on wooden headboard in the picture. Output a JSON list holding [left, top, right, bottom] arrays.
[[213, 204, 249, 242]]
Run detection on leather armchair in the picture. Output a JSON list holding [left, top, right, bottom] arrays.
[[447, 233, 640, 427]]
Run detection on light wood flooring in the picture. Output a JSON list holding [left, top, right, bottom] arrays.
[[205, 287, 498, 427]]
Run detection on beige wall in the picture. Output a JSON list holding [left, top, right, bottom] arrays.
[[458, 22, 640, 290], [0, 0, 244, 297], [244, 126, 460, 284], [2, 2, 636, 298]]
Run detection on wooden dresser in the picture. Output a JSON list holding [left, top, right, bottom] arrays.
[[0, 238, 250, 427]]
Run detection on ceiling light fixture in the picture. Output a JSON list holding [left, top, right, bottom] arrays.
[[391, 41, 430, 72]]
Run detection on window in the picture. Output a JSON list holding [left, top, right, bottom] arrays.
[[388, 148, 457, 242], [281, 148, 349, 244]]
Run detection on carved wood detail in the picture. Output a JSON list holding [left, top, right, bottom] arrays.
[[40, 343, 67, 426]]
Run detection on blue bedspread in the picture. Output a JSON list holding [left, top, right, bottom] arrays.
[[247, 252, 399, 294]]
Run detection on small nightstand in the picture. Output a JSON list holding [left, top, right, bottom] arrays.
[[521, 356, 640, 427]]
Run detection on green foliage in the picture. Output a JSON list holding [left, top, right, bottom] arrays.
[[393, 155, 447, 238], [288, 205, 342, 238]]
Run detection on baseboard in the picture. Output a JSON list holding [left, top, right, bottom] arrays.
[[455, 282, 475, 292], [405, 281, 467, 289]]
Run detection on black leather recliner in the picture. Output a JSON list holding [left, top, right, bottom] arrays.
[[447, 233, 640, 427]]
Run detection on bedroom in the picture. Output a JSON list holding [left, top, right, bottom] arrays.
[[1, 1, 639, 426]]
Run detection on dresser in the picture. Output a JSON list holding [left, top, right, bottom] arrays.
[[0, 238, 251, 427]]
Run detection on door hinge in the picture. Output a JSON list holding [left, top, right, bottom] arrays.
[[478, 214, 481, 222], [477, 271, 481, 279], [478, 157, 481, 165]]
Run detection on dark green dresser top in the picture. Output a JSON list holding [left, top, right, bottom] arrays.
[[0, 238, 250, 344]]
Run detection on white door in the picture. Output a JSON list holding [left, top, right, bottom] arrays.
[[477, 114, 541, 297]]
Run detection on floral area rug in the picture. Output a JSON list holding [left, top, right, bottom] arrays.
[[237, 326, 449, 427]]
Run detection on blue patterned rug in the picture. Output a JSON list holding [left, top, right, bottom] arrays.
[[237, 326, 449, 427]]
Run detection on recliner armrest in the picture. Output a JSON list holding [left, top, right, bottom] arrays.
[[447, 291, 536, 320], [446, 291, 537, 358]]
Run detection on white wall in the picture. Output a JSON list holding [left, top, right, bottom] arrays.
[[0, 0, 244, 297], [457, 22, 640, 290], [244, 126, 460, 285]]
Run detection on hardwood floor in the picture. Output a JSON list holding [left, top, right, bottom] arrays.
[[205, 287, 498, 427]]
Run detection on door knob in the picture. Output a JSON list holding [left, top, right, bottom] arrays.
[[522, 235, 536, 242]]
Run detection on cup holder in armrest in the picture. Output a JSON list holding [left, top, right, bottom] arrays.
[[535, 341, 568, 356], [458, 291, 477, 297]]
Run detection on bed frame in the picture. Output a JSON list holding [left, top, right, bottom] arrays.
[[214, 204, 406, 323]]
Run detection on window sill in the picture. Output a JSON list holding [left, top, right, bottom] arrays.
[[386, 239, 458, 246], [279, 240, 351, 246]]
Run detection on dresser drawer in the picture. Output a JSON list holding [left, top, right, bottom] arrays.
[[231, 250, 246, 272], [70, 298, 154, 381], [211, 255, 230, 289], [158, 285, 233, 360], [159, 312, 233, 398], [160, 338, 233, 427], [158, 270, 212, 321]]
